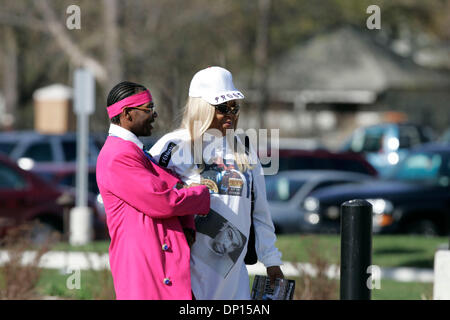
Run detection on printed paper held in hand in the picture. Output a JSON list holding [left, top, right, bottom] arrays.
[[251, 275, 295, 300]]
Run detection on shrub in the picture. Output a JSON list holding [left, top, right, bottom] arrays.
[[0, 222, 59, 299]]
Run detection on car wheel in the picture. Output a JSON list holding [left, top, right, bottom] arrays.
[[406, 220, 440, 237]]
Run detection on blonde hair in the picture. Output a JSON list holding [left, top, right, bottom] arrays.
[[180, 97, 253, 173]]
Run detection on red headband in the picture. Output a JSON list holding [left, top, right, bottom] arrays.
[[107, 90, 152, 119]]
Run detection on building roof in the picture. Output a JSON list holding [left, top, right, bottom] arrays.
[[33, 84, 73, 101], [238, 26, 450, 103]]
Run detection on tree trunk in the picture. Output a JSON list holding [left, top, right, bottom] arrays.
[[33, 0, 108, 85], [102, 0, 123, 92], [253, 0, 272, 129], [1, 27, 18, 130]]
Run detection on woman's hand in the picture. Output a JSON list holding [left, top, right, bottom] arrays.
[[266, 266, 284, 289]]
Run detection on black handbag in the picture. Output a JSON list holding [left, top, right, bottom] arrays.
[[243, 135, 258, 265]]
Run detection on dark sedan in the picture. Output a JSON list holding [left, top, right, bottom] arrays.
[[266, 170, 374, 234], [302, 143, 450, 235], [0, 154, 107, 242], [261, 149, 378, 176], [31, 163, 106, 225]]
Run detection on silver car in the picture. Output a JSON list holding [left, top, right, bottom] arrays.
[[0, 131, 103, 170], [266, 170, 374, 233]]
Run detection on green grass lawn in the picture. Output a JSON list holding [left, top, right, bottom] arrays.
[[36, 269, 115, 300], [248, 275, 433, 300], [35, 270, 432, 300], [5, 234, 445, 300], [52, 234, 449, 269], [371, 279, 432, 300], [274, 234, 448, 268]]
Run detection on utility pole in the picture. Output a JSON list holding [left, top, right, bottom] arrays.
[[70, 68, 95, 246]]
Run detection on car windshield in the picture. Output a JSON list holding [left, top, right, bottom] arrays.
[[62, 141, 77, 162], [265, 176, 306, 201], [350, 127, 385, 153], [390, 152, 450, 184], [0, 142, 15, 155]]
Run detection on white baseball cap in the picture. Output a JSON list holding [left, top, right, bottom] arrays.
[[188, 66, 245, 105]]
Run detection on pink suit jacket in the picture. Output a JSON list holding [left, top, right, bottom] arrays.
[[96, 136, 210, 300]]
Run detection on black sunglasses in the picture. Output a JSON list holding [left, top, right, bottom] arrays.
[[213, 103, 240, 115], [126, 103, 155, 114]]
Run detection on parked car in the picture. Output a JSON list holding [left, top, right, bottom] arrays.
[[340, 122, 436, 177], [261, 149, 378, 177], [31, 163, 105, 219], [0, 154, 107, 242], [266, 170, 374, 233], [0, 131, 103, 171], [302, 143, 450, 235], [32, 163, 99, 194], [439, 128, 450, 144], [262, 137, 326, 151]]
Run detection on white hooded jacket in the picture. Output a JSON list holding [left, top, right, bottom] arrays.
[[150, 129, 282, 299]]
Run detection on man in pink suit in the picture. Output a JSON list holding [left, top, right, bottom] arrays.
[[96, 81, 210, 300]]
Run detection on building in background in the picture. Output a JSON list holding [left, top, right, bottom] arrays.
[[237, 26, 450, 149], [33, 84, 75, 135]]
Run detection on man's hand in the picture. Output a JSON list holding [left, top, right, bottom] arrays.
[[175, 182, 202, 189], [267, 266, 284, 289], [188, 183, 202, 187]]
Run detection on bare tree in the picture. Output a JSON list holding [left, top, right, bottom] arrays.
[[102, 0, 123, 92], [252, 0, 272, 129], [0, 0, 447, 133], [0, 27, 18, 129], [32, 0, 108, 85]]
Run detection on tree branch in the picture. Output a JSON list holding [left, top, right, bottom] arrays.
[[102, 0, 122, 90], [33, 0, 108, 84], [0, 12, 48, 32]]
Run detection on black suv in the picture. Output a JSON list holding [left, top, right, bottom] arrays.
[[301, 143, 450, 235]]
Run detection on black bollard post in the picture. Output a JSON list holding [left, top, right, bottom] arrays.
[[340, 199, 373, 300]]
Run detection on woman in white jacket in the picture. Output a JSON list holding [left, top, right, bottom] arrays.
[[150, 66, 284, 300]]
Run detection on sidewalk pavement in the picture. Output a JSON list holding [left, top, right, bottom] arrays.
[[0, 250, 435, 283]]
